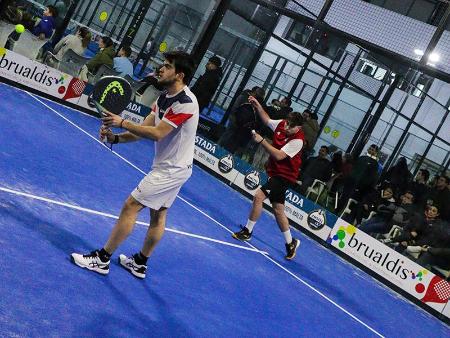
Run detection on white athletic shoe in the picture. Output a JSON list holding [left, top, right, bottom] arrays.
[[71, 250, 110, 275], [119, 254, 147, 279]]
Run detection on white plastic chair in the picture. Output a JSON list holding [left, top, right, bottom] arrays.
[[306, 179, 327, 203], [13, 29, 49, 60], [339, 198, 358, 219]]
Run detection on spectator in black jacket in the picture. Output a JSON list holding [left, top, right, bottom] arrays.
[[218, 87, 265, 153], [359, 190, 415, 235], [426, 175, 450, 221], [337, 144, 380, 212], [379, 157, 412, 198], [409, 169, 430, 207], [191, 56, 223, 114]]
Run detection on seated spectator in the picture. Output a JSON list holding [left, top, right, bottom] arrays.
[[343, 185, 395, 225], [299, 145, 332, 195], [379, 157, 412, 198], [388, 205, 441, 251], [78, 36, 115, 81], [426, 175, 450, 221], [191, 56, 223, 113], [6, 5, 57, 40], [359, 190, 415, 235], [218, 87, 265, 154], [301, 109, 319, 153], [52, 26, 91, 59], [113, 46, 134, 77], [408, 169, 430, 207], [328, 153, 353, 194], [393, 204, 450, 271], [337, 144, 380, 212]]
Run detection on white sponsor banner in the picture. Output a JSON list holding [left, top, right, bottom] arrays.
[[232, 171, 263, 197], [442, 302, 450, 319], [329, 219, 450, 314], [285, 199, 332, 241], [193, 136, 239, 183], [0, 49, 83, 103]]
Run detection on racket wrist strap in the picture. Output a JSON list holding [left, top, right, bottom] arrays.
[[258, 139, 264, 144], [112, 134, 119, 144], [120, 118, 125, 128]]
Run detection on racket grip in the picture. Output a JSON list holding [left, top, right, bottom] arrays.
[[101, 136, 107, 143]]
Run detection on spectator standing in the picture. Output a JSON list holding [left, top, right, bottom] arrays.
[[426, 175, 450, 221], [337, 144, 380, 212], [379, 157, 412, 197], [191, 56, 223, 113], [409, 169, 430, 207], [301, 109, 319, 153]]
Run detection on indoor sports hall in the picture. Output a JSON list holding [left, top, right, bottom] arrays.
[[1, 0, 450, 336], [0, 82, 448, 337]]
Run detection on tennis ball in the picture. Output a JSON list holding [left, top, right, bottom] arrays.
[[99, 11, 108, 21], [15, 24, 25, 34]]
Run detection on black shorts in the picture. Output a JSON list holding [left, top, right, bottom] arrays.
[[260, 176, 292, 204]]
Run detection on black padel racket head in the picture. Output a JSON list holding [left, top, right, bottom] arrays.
[[91, 76, 132, 115]]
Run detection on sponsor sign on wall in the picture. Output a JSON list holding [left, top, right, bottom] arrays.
[[328, 219, 450, 316], [0, 49, 84, 103], [285, 189, 337, 241], [194, 135, 240, 183]]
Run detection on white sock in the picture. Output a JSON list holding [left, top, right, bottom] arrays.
[[245, 220, 256, 232], [282, 230, 293, 244]]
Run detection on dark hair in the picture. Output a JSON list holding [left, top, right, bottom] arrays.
[[320, 145, 330, 153], [419, 169, 430, 182], [78, 27, 91, 48], [163, 51, 195, 84], [439, 175, 450, 185], [253, 87, 265, 102], [47, 5, 58, 17], [303, 109, 312, 115], [121, 46, 132, 57], [100, 36, 114, 48], [403, 190, 415, 201], [287, 112, 304, 127], [208, 56, 222, 68], [283, 97, 292, 106], [369, 144, 379, 152]]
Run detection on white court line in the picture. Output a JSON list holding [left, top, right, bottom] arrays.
[[26, 91, 385, 337], [0, 186, 268, 255]]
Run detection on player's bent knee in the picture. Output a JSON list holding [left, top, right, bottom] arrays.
[[124, 195, 145, 211]]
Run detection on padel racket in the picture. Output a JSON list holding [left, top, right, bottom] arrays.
[[92, 76, 133, 116], [91, 76, 132, 142]]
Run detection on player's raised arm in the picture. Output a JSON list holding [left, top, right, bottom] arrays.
[[248, 95, 269, 126]]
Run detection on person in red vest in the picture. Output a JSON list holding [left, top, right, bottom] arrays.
[[232, 96, 305, 260]]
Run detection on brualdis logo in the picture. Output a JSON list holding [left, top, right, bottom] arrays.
[[328, 224, 411, 280], [0, 52, 60, 87]]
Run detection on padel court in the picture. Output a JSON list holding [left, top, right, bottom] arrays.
[[0, 83, 448, 337]]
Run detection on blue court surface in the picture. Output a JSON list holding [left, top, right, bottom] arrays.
[[0, 82, 449, 337]]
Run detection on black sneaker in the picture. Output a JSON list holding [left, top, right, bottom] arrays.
[[285, 238, 300, 260], [71, 250, 110, 275], [232, 227, 252, 241], [119, 254, 147, 279]]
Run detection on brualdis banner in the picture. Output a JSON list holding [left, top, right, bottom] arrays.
[[328, 219, 450, 316]]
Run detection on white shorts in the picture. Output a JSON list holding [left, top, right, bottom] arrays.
[[131, 167, 192, 210]]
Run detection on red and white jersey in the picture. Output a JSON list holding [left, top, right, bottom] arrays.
[[266, 119, 304, 183], [150, 86, 199, 170]]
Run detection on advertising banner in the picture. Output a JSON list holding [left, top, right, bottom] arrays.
[[0, 49, 83, 103], [194, 135, 240, 183], [328, 218, 450, 316], [284, 189, 337, 241]]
